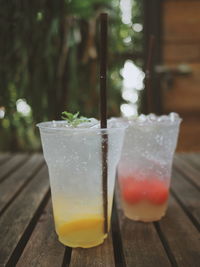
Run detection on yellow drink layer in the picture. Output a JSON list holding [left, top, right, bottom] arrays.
[[55, 215, 108, 248], [52, 196, 113, 248]]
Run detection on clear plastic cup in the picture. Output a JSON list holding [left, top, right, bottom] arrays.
[[37, 121, 125, 248], [117, 113, 182, 222]]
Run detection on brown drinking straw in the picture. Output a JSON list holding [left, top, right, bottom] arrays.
[[100, 13, 108, 234], [145, 35, 155, 113]]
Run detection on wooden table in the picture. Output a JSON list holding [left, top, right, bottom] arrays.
[[0, 153, 200, 267]]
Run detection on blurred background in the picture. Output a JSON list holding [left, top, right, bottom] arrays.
[[0, 0, 200, 152]]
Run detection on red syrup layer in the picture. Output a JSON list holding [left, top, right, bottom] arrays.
[[119, 175, 170, 221]]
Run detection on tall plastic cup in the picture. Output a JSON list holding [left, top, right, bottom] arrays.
[[117, 113, 182, 222], [37, 121, 125, 248]]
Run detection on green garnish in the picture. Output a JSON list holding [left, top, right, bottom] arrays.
[[61, 111, 91, 127]]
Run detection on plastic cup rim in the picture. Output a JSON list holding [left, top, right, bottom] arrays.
[[36, 120, 127, 132]]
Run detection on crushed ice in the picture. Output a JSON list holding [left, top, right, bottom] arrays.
[[41, 112, 181, 129], [124, 112, 181, 125]]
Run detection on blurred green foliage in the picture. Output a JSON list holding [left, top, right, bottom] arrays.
[[0, 0, 143, 151]]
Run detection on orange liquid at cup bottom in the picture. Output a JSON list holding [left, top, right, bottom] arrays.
[[52, 198, 112, 248], [54, 215, 108, 248]]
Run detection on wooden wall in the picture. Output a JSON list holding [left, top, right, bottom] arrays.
[[162, 0, 200, 151], [162, 0, 200, 114]]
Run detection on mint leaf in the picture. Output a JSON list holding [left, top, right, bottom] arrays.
[[73, 112, 79, 119], [61, 111, 91, 127], [61, 111, 73, 121]]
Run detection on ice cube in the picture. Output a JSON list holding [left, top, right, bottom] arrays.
[[138, 114, 147, 123], [169, 112, 179, 122], [108, 117, 129, 128], [52, 120, 57, 127], [157, 115, 169, 122], [148, 113, 157, 121]]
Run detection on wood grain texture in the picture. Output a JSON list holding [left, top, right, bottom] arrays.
[[176, 117, 200, 152], [162, 0, 200, 122], [171, 168, 200, 226], [156, 196, 200, 267], [173, 155, 200, 188], [0, 154, 44, 214], [70, 234, 115, 267], [0, 165, 49, 266], [0, 153, 11, 165], [17, 200, 66, 267], [163, 63, 200, 112], [163, 1, 200, 42], [115, 186, 171, 267], [1, 153, 200, 266], [180, 153, 200, 170], [163, 43, 200, 62], [0, 154, 28, 182]]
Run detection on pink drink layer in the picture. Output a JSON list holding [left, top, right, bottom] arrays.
[[119, 175, 169, 222]]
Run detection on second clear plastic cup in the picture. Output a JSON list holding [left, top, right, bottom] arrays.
[[117, 114, 182, 222], [37, 121, 125, 248]]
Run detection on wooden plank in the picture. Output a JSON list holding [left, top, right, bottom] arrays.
[[115, 188, 171, 267], [156, 196, 200, 267], [163, 1, 200, 42], [70, 234, 115, 267], [176, 118, 200, 152], [16, 200, 66, 267], [0, 154, 44, 215], [178, 152, 199, 159], [178, 153, 200, 162], [189, 154, 200, 168], [0, 154, 28, 182], [0, 153, 11, 165], [163, 63, 200, 112], [163, 43, 200, 62], [171, 167, 200, 227], [181, 153, 200, 170], [0, 165, 50, 266], [173, 155, 200, 189]]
